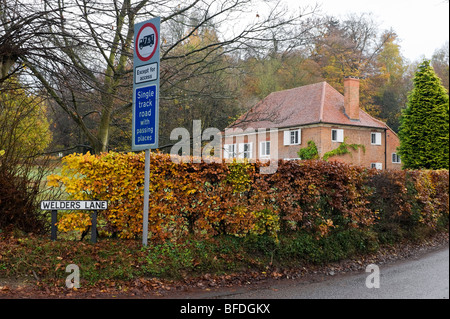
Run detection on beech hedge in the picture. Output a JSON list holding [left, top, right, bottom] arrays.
[[47, 152, 449, 241]]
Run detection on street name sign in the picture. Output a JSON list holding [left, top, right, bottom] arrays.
[[40, 200, 108, 210], [40, 200, 108, 242]]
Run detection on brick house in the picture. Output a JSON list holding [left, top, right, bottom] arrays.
[[223, 77, 401, 170]]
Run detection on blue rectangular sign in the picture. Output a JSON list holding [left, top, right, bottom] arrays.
[[132, 17, 160, 151], [134, 85, 157, 146]]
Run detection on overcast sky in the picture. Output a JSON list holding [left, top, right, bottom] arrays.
[[284, 0, 449, 62]]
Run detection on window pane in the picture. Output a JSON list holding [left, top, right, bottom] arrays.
[[371, 163, 382, 170], [372, 132, 381, 145], [290, 131, 298, 144], [243, 143, 251, 158], [261, 141, 270, 156], [392, 153, 401, 163]]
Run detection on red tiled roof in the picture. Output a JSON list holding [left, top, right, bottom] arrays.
[[228, 81, 387, 130]]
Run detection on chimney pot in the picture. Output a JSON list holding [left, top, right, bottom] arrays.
[[344, 77, 360, 120]]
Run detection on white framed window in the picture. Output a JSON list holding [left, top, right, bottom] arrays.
[[392, 153, 401, 164], [371, 132, 382, 145], [284, 129, 301, 146], [238, 143, 253, 159], [331, 129, 344, 142], [224, 144, 236, 159], [371, 163, 383, 170], [260, 141, 271, 158]]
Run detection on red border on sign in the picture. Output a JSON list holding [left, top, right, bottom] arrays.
[[135, 23, 158, 62]]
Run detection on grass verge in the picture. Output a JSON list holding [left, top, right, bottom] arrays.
[[1, 225, 447, 291]]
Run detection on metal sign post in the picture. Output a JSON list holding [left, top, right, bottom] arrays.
[[132, 17, 160, 246], [142, 149, 150, 246]]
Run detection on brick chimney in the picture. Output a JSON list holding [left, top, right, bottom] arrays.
[[344, 76, 360, 120]]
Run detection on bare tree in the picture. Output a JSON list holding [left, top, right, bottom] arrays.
[[0, 0, 62, 83], [432, 41, 449, 92]]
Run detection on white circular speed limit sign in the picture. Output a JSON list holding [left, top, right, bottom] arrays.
[[135, 22, 158, 62]]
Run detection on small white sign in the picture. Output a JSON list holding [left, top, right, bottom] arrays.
[[40, 200, 108, 210], [135, 63, 158, 84]]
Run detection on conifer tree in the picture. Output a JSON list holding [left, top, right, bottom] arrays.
[[398, 60, 449, 169]]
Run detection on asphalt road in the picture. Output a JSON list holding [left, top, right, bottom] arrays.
[[191, 245, 449, 299]]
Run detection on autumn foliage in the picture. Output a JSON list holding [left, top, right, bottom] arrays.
[[47, 152, 449, 241]]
